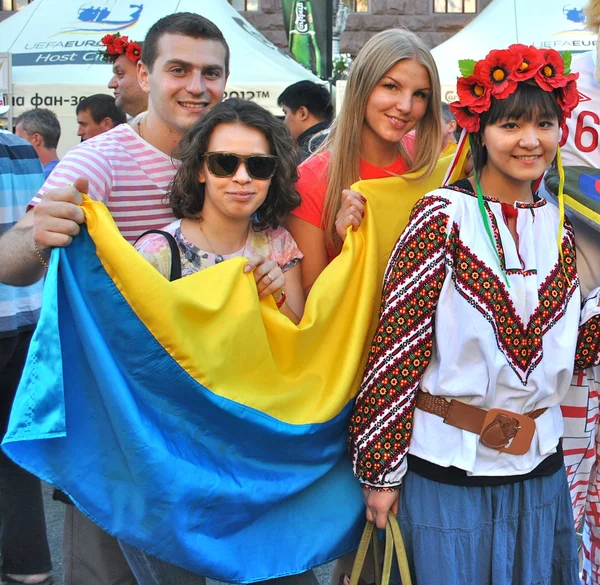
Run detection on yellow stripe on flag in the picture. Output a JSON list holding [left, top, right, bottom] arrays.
[[81, 155, 452, 425]]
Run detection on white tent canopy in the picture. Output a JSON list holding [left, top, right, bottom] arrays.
[[433, 0, 597, 102], [0, 0, 320, 153]]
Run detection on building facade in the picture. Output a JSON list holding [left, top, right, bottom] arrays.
[[0, 0, 32, 21], [2, 1, 493, 51], [233, 0, 493, 54]]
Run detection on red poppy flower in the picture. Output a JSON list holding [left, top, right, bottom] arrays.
[[456, 75, 491, 113], [557, 73, 580, 118], [508, 44, 544, 81], [450, 102, 481, 133], [535, 49, 567, 90], [474, 49, 518, 99], [126, 42, 142, 63], [101, 34, 115, 47], [111, 36, 127, 54]]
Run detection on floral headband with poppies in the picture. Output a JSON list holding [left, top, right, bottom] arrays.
[[449, 44, 580, 133], [443, 44, 579, 287], [99, 33, 142, 65]]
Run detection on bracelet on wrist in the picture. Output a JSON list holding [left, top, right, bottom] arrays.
[[34, 242, 50, 269], [275, 290, 286, 309]]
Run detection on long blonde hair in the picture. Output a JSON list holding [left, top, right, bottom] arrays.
[[586, 0, 600, 32], [321, 29, 442, 253]]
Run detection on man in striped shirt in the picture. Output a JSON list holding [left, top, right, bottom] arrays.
[[0, 11, 229, 285], [0, 131, 52, 585], [0, 12, 229, 585]]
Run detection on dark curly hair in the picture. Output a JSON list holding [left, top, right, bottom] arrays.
[[170, 99, 300, 231]]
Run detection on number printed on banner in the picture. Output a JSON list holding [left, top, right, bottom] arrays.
[[560, 109, 600, 153]]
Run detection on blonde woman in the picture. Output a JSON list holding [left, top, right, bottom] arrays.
[[286, 29, 443, 293]]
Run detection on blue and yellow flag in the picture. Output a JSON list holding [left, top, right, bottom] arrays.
[[2, 161, 451, 583]]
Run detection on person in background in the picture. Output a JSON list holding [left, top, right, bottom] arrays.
[[76, 94, 126, 141], [100, 34, 148, 119], [14, 109, 61, 179], [277, 80, 333, 163], [0, 131, 52, 585], [440, 101, 457, 154]]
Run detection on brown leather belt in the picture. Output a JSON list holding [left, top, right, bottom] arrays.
[[416, 391, 547, 455]]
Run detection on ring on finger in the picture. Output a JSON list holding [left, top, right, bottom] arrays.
[[268, 273, 275, 283]]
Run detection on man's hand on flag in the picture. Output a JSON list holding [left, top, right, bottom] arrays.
[[33, 177, 87, 250]]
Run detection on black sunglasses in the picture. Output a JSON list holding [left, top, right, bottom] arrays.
[[204, 152, 278, 180]]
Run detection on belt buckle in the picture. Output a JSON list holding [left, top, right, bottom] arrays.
[[480, 408, 536, 455]]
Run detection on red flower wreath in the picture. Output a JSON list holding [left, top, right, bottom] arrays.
[[99, 33, 142, 64], [450, 44, 580, 134]]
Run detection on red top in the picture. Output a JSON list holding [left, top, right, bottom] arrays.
[[291, 133, 416, 232]]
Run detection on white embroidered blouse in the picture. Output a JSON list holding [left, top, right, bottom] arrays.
[[350, 180, 600, 489]]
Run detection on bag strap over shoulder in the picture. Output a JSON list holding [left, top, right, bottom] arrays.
[[134, 229, 182, 282]]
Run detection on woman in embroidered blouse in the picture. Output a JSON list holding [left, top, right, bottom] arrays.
[[349, 46, 600, 584], [286, 29, 443, 294], [135, 99, 304, 325]]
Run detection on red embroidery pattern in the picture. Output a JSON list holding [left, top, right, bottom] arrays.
[[350, 196, 450, 486], [576, 315, 600, 371], [447, 224, 578, 384], [447, 184, 542, 277], [506, 268, 537, 276]]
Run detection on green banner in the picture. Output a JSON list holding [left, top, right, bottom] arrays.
[[281, 0, 331, 79]]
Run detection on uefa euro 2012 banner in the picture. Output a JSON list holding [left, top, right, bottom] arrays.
[[4, 155, 447, 583]]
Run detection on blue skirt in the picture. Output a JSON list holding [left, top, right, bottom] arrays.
[[394, 466, 579, 585]]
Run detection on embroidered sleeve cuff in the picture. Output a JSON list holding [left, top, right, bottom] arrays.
[[355, 457, 407, 490]]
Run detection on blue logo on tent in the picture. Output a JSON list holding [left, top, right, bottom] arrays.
[[563, 5, 586, 24], [63, 3, 143, 32]]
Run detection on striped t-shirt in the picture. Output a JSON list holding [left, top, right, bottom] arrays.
[[0, 131, 44, 337], [33, 123, 178, 242]]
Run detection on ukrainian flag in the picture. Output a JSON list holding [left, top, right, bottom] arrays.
[[2, 160, 451, 583]]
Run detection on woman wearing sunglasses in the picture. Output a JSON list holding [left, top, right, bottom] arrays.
[[135, 98, 304, 325]]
